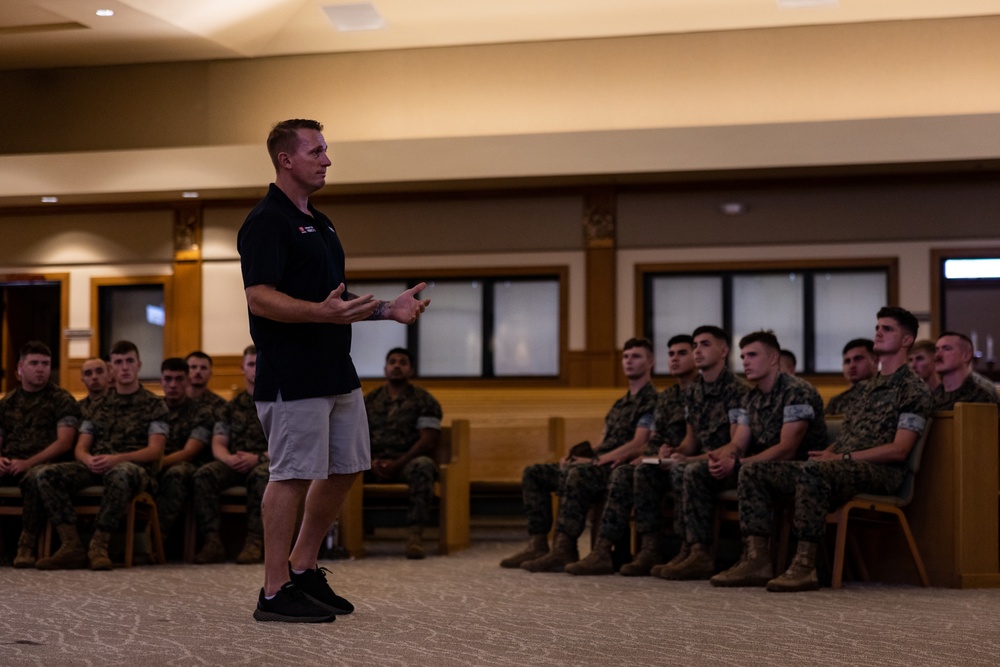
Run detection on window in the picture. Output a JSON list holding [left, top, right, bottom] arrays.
[[641, 261, 894, 374], [94, 278, 169, 381], [351, 272, 564, 379]]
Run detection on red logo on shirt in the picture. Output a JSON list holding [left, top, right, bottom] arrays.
[[298, 225, 317, 234]]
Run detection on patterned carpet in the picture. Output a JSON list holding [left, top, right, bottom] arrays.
[[3, 528, 999, 667]]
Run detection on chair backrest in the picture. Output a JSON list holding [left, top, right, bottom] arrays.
[[894, 417, 933, 506], [433, 418, 471, 467]]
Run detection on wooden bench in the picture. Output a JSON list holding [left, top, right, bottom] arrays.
[[339, 419, 471, 558]]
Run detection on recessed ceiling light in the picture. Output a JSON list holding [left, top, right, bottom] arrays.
[[95, 9, 115, 17], [181, 191, 200, 198], [41, 196, 58, 203], [719, 202, 748, 216], [323, 3, 386, 32]]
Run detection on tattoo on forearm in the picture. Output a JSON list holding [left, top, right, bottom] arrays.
[[367, 301, 390, 321]]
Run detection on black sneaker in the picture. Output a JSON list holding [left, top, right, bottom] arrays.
[[289, 565, 355, 615], [253, 582, 336, 623]]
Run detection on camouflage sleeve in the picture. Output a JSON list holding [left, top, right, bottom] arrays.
[[188, 425, 212, 444], [416, 392, 443, 431], [734, 391, 750, 427], [80, 420, 97, 436], [783, 383, 817, 423], [149, 420, 169, 437], [636, 411, 655, 431], [55, 388, 83, 430], [897, 379, 932, 434]]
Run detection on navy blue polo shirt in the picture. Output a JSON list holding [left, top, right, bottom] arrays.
[[238, 184, 361, 401]]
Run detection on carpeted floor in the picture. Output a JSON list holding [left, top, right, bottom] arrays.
[[3, 527, 999, 667]]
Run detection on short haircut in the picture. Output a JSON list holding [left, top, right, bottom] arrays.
[[910, 339, 937, 356], [386, 347, 414, 366], [937, 331, 975, 353], [780, 349, 797, 366], [267, 119, 323, 170], [739, 330, 781, 352], [692, 325, 730, 349], [667, 334, 694, 348], [110, 340, 140, 359], [19, 341, 51, 360], [843, 338, 875, 356], [161, 357, 189, 374], [623, 337, 654, 354], [243, 344, 257, 357], [185, 350, 213, 366], [876, 306, 919, 339]]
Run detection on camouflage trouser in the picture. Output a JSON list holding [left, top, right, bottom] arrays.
[[597, 465, 638, 542], [192, 460, 269, 537], [521, 462, 561, 535], [632, 462, 684, 536], [156, 462, 197, 536], [3, 467, 48, 535], [679, 461, 737, 545], [739, 460, 905, 542], [35, 461, 150, 532], [554, 463, 611, 539], [364, 456, 438, 526]]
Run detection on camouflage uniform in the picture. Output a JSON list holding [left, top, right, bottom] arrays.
[[155, 398, 214, 535], [679, 373, 826, 545], [364, 384, 443, 526], [193, 390, 270, 538], [739, 364, 931, 542], [78, 393, 106, 421], [597, 383, 687, 542], [932, 373, 1000, 411], [34, 387, 168, 533], [825, 383, 864, 417], [521, 383, 657, 537], [659, 367, 749, 541], [0, 383, 81, 535]]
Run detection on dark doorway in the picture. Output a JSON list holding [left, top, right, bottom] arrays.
[[1, 281, 62, 392]]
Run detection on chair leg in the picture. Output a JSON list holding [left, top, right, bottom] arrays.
[[125, 497, 138, 568], [892, 509, 930, 587], [831, 508, 850, 590]]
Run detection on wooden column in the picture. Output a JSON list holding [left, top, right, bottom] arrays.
[[170, 204, 203, 357], [581, 189, 619, 385]]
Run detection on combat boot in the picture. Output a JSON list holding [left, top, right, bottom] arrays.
[[710, 536, 773, 587], [650, 542, 690, 578], [405, 525, 426, 560], [499, 534, 549, 569], [36, 524, 88, 570], [767, 541, 820, 592], [236, 533, 264, 564], [88, 529, 113, 570], [619, 533, 663, 577], [195, 532, 228, 564], [12, 530, 38, 569], [564, 537, 614, 576], [658, 543, 714, 580], [520, 532, 579, 573]]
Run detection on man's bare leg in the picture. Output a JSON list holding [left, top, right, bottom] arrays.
[[289, 472, 359, 571], [262, 478, 310, 596]]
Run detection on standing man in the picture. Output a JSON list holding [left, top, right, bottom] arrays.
[[564, 334, 696, 576], [365, 347, 443, 560], [931, 332, 999, 410], [502, 338, 658, 573], [79, 357, 111, 416], [712, 307, 931, 591], [239, 119, 429, 623], [193, 345, 271, 565], [908, 340, 941, 392], [825, 339, 877, 416], [33, 340, 168, 570], [0, 342, 81, 568]]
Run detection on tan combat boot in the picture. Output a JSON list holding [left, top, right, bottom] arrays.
[[658, 543, 714, 580], [564, 537, 614, 576], [520, 532, 579, 573], [12, 530, 37, 569], [88, 529, 113, 570], [36, 524, 88, 570], [499, 534, 549, 569], [405, 525, 426, 560], [650, 542, 690, 578], [195, 532, 228, 564], [710, 536, 773, 587], [619, 533, 663, 577], [767, 541, 820, 592], [236, 533, 264, 564]]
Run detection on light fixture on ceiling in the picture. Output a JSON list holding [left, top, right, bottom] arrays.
[[95, 9, 115, 17], [323, 3, 386, 32], [719, 202, 748, 216], [41, 196, 58, 203], [181, 191, 200, 199]]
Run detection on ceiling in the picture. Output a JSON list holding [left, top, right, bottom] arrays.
[[3, 0, 1000, 70]]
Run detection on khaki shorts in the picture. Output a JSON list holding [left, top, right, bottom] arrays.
[[255, 389, 371, 482]]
